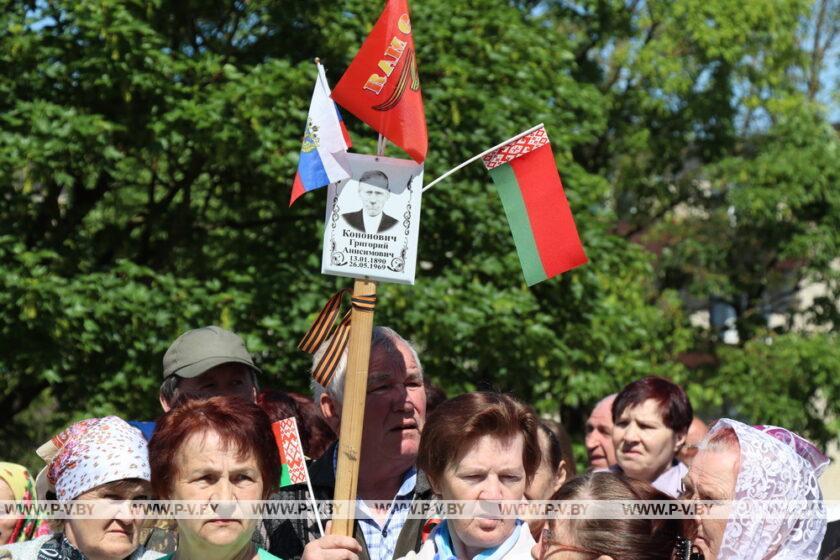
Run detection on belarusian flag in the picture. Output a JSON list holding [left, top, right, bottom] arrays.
[[482, 126, 587, 285], [270, 418, 325, 536], [271, 418, 308, 487]]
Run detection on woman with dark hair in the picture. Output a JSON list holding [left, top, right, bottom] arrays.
[[610, 376, 693, 497], [534, 472, 684, 560], [542, 420, 576, 478], [256, 390, 337, 460], [524, 421, 568, 540], [398, 392, 541, 560], [148, 396, 359, 560]]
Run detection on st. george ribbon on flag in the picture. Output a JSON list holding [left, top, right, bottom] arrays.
[[289, 62, 353, 206], [331, 0, 427, 163]]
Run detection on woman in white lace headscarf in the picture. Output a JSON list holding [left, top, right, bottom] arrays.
[[686, 418, 829, 560]]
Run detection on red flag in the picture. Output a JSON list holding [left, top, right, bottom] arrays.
[[482, 126, 588, 286], [332, 0, 427, 163], [271, 419, 309, 486]]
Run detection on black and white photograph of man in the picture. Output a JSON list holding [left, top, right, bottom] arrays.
[[322, 152, 423, 284], [341, 170, 399, 233]]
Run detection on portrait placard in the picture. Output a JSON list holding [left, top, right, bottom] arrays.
[[321, 153, 423, 285]]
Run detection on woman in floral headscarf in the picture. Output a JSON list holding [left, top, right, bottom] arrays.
[[0, 417, 161, 560], [685, 419, 829, 560], [0, 463, 47, 544]]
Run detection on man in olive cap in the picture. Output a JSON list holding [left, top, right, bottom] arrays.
[[145, 326, 263, 554], [159, 325, 261, 411]]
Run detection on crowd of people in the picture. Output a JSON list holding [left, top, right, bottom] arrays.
[[0, 325, 836, 560]]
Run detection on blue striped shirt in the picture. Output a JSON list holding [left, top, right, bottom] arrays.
[[332, 448, 417, 560]]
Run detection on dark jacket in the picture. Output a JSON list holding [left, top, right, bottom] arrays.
[[259, 443, 433, 560], [820, 519, 840, 559], [342, 210, 399, 234]]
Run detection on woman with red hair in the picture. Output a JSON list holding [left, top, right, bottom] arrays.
[[148, 396, 358, 560]]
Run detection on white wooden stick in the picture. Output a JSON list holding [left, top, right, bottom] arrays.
[[305, 472, 326, 537], [294, 418, 326, 537], [306, 468, 325, 537], [315, 59, 331, 98], [422, 123, 544, 192]]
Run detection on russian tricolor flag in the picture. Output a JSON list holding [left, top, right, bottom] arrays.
[[290, 64, 353, 206]]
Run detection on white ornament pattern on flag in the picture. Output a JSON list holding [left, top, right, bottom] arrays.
[[278, 418, 308, 484], [482, 127, 550, 170]]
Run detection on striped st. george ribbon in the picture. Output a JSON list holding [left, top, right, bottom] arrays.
[[298, 289, 377, 387]]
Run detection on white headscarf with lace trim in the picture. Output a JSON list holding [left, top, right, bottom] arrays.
[[704, 418, 829, 560]]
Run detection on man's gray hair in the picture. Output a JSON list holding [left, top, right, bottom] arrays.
[[311, 326, 422, 407]]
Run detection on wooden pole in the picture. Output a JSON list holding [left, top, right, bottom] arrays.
[[330, 133, 385, 536], [329, 278, 377, 536]]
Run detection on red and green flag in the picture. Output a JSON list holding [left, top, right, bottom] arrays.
[[271, 418, 309, 487], [270, 418, 325, 536], [482, 126, 588, 285]]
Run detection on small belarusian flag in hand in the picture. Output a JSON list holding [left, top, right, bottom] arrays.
[[271, 418, 309, 487], [271, 418, 325, 536], [482, 126, 588, 285]]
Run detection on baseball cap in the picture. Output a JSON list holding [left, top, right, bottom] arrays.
[[162, 326, 261, 379]]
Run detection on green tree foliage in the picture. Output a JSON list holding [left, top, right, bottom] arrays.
[[0, 0, 837, 468]]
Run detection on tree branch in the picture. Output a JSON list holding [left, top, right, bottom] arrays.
[[26, 180, 64, 249], [613, 189, 693, 239], [135, 153, 207, 266], [0, 379, 50, 425], [808, 0, 829, 99], [50, 172, 111, 251], [198, 213, 323, 230]]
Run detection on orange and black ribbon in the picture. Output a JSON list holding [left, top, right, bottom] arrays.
[[298, 289, 377, 388]]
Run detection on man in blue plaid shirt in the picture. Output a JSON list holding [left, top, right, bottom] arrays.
[[262, 326, 433, 560]]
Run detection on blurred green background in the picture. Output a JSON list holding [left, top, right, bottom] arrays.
[[1, 0, 838, 471]]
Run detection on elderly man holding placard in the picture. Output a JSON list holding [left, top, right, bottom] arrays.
[[261, 326, 432, 560]]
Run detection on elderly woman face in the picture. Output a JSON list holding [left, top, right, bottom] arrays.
[[64, 479, 150, 560], [169, 429, 263, 549], [612, 398, 685, 482], [433, 434, 526, 555], [685, 447, 739, 560]]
